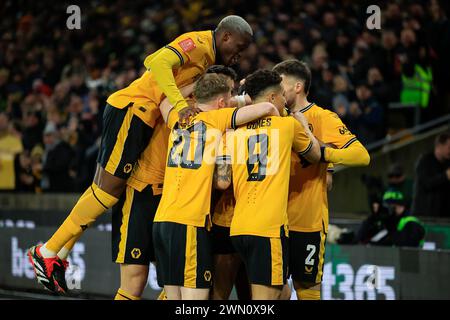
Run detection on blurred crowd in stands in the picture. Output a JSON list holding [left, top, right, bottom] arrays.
[[0, 0, 449, 199]]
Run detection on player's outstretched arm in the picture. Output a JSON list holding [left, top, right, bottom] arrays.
[[160, 83, 196, 123], [233, 102, 280, 127], [322, 140, 370, 166]]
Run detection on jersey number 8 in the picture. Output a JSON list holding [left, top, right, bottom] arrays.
[[246, 133, 269, 181]]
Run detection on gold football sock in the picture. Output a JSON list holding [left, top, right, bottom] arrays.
[[114, 288, 141, 300], [57, 233, 83, 260], [45, 183, 118, 253], [57, 186, 95, 259], [157, 289, 167, 300], [296, 287, 321, 300]]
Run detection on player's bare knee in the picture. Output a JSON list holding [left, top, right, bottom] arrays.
[[120, 265, 148, 296], [279, 283, 291, 300], [251, 284, 283, 300], [95, 168, 126, 198], [294, 280, 320, 291]]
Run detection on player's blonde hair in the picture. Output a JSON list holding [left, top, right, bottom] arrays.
[[194, 73, 231, 104]]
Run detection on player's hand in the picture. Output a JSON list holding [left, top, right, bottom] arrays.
[[244, 94, 252, 105], [178, 106, 201, 127], [291, 110, 309, 130], [326, 172, 333, 191]]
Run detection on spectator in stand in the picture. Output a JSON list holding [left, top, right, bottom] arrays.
[[412, 131, 450, 217], [0, 111, 23, 190], [14, 150, 36, 192], [0, 0, 449, 192], [367, 67, 393, 107], [40, 122, 75, 193], [21, 111, 44, 151], [30, 145, 43, 193], [386, 163, 414, 209], [332, 74, 352, 120], [347, 81, 384, 145]]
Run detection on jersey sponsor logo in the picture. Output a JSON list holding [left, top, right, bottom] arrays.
[[131, 248, 142, 259], [204, 270, 212, 282], [322, 263, 396, 300], [338, 126, 352, 135], [124, 163, 133, 174], [178, 38, 196, 52]]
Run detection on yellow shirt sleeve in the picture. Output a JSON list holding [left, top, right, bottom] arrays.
[[212, 107, 238, 132], [324, 140, 370, 166], [318, 110, 370, 166], [143, 47, 188, 112], [292, 117, 313, 155], [143, 32, 209, 113], [320, 110, 358, 149], [167, 109, 179, 129]]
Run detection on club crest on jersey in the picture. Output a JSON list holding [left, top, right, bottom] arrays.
[[178, 38, 196, 53], [309, 123, 313, 132], [196, 36, 204, 44]]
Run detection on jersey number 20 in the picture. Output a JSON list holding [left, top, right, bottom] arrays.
[[167, 122, 206, 170]]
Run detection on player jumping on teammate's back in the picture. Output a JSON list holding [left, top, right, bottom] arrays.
[[111, 65, 240, 301], [28, 15, 254, 294]]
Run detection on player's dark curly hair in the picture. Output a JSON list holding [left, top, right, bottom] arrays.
[[206, 65, 237, 81], [272, 59, 311, 95], [244, 70, 282, 100]]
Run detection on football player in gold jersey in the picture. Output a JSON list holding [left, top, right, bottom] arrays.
[[273, 59, 370, 300], [216, 70, 323, 300], [112, 65, 239, 301], [28, 15, 254, 293], [153, 73, 281, 300]]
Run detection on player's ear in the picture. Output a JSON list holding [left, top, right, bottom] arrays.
[[295, 81, 303, 94], [217, 96, 226, 109], [223, 31, 231, 42], [270, 92, 276, 103]]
